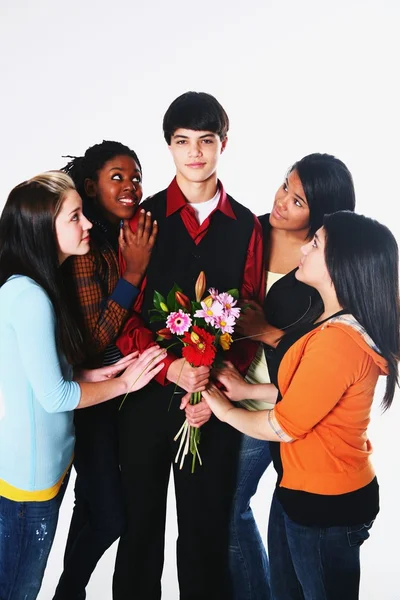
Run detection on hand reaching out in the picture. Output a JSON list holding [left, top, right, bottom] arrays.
[[236, 299, 268, 338], [201, 383, 234, 423], [175, 360, 252, 428], [75, 353, 139, 382], [214, 361, 252, 402], [120, 345, 167, 392]]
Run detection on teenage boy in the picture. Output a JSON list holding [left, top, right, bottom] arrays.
[[113, 91, 264, 600]]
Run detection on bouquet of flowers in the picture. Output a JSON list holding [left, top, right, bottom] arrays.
[[149, 271, 241, 473]]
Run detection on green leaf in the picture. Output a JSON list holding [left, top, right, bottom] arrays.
[[240, 303, 252, 312], [149, 314, 165, 323], [193, 317, 207, 328], [153, 290, 167, 311], [226, 288, 239, 300], [167, 283, 183, 312]]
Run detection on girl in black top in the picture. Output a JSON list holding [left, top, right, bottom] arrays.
[[227, 153, 356, 600]]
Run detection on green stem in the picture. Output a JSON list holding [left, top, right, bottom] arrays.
[[189, 391, 202, 472], [191, 447, 196, 473]]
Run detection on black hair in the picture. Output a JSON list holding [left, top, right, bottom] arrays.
[[0, 174, 84, 364], [289, 153, 356, 239], [324, 211, 399, 410], [163, 91, 229, 144], [62, 140, 142, 203]]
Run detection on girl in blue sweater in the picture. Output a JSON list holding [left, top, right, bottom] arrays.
[[0, 171, 165, 600]]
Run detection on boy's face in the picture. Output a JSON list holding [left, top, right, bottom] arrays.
[[168, 129, 227, 184]]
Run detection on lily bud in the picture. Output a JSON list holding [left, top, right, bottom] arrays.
[[175, 291, 191, 311], [195, 271, 206, 303], [160, 302, 169, 313], [156, 328, 173, 340]]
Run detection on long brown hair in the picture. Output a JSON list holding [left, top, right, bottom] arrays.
[[0, 172, 84, 364]]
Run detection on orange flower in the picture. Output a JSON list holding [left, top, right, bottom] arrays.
[[219, 332, 233, 351], [156, 328, 173, 340], [195, 271, 206, 302], [175, 291, 191, 311]]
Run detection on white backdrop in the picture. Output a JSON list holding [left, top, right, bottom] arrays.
[[1, 1, 399, 598]]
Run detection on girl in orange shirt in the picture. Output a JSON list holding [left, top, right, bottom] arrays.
[[202, 211, 399, 599]]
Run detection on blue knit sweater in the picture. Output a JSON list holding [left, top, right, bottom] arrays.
[[0, 276, 81, 499]]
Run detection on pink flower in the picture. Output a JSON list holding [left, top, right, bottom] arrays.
[[214, 312, 236, 334], [166, 310, 192, 335], [194, 298, 224, 325], [216, 292, 241, 319], [208, 287, 219, 300]]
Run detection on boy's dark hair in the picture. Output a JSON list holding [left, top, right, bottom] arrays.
[[289, 153, 356, 239], [324, 211, 399, 411], [62, 140, 142, 203], [163, 92, 229, 144]]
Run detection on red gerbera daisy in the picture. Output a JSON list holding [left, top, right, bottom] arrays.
[[182, 326, 216, 367]]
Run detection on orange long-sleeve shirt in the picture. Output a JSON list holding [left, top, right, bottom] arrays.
[[271, 318, 388, 497]]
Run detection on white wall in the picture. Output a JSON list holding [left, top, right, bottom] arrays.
[[1, 1, 399, 598]]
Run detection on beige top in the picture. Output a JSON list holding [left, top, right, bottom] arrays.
[[239, 271, 285, 411]]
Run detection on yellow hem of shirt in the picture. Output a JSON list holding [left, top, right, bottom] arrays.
[[0, 460, 72, 502]]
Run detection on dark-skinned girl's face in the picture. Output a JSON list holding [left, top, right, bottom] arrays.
[[85, 154, 142, 224], [269, 169, 310, 234]]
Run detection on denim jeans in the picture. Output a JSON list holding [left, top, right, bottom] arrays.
[[0, 472, 69, 600], [229, 434, 272, 600], [268, 492, 374, 600]]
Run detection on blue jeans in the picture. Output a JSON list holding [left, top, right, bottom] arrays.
[[229, 434, 272, 600], [268, 492, 374, 600], [0, 472, 69, 600]]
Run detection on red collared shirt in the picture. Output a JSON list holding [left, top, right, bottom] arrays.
[[166, 177, 236, 243], [117, 178, 265, 383], [165, 177, 264, 299]]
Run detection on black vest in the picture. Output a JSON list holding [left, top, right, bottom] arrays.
[[140, 190, 255, 349]]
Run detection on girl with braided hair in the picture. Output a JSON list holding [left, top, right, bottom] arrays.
[[53, 141, 157, 600]]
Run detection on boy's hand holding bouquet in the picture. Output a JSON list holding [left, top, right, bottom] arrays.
[[150, 271, 241, 472]]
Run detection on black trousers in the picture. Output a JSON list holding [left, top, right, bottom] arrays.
[[53, 399, 126, 600], [113, 382, 241, 600]]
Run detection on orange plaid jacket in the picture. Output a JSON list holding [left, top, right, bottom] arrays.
[[62, 217, 139, 367]]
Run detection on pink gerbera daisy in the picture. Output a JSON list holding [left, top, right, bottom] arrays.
[[166, 310, 192, 335]]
